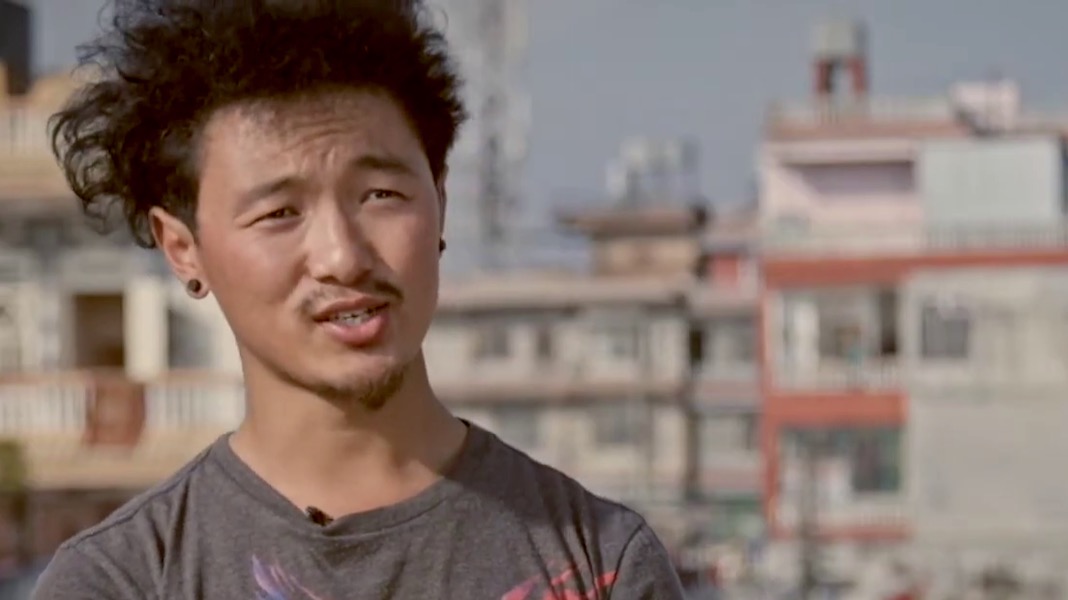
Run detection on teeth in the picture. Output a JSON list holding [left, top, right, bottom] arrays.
[[328, 306, 382, 325]]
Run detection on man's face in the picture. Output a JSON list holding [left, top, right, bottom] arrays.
[[171, 90, 444, 408]]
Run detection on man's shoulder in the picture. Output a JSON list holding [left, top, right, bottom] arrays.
[[478, 430, 649, 542], [475, 431, 682, 596], [33, 443, 217, 598], [60, 441, 215, 557]]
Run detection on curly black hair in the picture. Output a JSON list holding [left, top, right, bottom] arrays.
[[50, 0, 467, 248]]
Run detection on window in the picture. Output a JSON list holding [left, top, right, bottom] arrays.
[[534, 324, 553, 362], [494, 405, 541, 449], [597, 324, 641, 360], [920, 302, 971, 360], [473, 324, 510, 360], [699, 414, 758, 462], [688, 326, 704, 365], [592, 403, 644, 447], [705, 317, 756, 365], [781, 427, 902, 495], [876, 290, 898, 356], [783, 288, 898, 363]]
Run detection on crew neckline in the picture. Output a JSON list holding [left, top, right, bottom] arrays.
[[208, 420, 493, 540]]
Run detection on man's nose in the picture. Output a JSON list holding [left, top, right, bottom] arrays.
[[304, 204, 374, 285]]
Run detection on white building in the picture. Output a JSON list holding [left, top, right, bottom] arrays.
[[905, 266, 1068, 566]]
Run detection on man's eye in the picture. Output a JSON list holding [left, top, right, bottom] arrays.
[[368, 189, 404, 201], [261, 207, 297, 220]]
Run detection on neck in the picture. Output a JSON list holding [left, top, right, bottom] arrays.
[[230, 352, 467, 517]]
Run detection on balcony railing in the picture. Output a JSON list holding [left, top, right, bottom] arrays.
[[695, 363, 758, 384], [776, 361, 900, 391], [0, 378, 88, 436], [0, 346, 20, 375], [0, 371, 245, 438], [144, 373, 245, 432], [768, 96, 956, 126], [0, 106, 52, 155], [763, 224, 1068, 256], [0, 105, 69, 200]]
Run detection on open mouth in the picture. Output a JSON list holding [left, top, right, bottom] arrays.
[[324, 304, 387, 327]]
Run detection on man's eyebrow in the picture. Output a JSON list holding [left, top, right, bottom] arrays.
[[235, 153, 419, 209], [239, 176, 302, 207], [350, 153, 419, 176]]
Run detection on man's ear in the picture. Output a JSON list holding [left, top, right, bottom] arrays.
[[435, 166, 448, 236], [149, 207, 207, 290]]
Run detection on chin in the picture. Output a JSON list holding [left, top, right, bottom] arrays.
[[308, 359, 408, 410]]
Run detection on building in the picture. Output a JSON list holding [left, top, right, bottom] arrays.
[[757, 18, 1068, 585], [905, 266, 1068, 579], [689, 207, 763, 545], [429, 203, 704, 545], [0, 55, 243, 567]]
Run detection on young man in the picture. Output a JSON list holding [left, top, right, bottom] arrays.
[[32, 1, 685, 598]]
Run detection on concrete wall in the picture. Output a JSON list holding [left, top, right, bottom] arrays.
[[919, 135, 1066, 226], [904, 267, 1068, 546], [908, 390, 1068, 544], [903, 267, 1068, 387]]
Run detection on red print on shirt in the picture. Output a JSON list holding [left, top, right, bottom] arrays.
[[500, 566, 618, 600]]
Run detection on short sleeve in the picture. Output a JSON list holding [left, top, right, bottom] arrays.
[[608, 524, 686, 600], [31, 543, 141, 600]]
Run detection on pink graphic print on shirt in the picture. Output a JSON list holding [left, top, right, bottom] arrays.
[[251, 555, 617, 600]]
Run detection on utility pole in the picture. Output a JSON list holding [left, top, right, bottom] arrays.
[[472, 0, 527, 270], [435, 0, 529, 275], [798, 430, 823, 600]]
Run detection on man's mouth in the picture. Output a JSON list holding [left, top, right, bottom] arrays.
[[326, 305, 387, 326]]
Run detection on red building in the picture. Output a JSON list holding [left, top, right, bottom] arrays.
[[756, 20, 1068, 547]]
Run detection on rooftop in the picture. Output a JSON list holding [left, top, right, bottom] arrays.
[[765, 80, 1068, 143]]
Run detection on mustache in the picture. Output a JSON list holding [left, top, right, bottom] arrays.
[[300, 279, 404, 315]]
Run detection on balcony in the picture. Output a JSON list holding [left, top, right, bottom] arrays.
[[0, 375, 88, 437], [144, 372, 244, 432], [0, 105, 70, 202], [687, 283, 758, 315], [776, 361, 900, 392], [763, 223, 1068, 257], [0, 370, 244, 489], [696, 453, 762, 496], [775, 493, 909, 535], [695, 363, 758, 384], [693, 363, 759, 412]]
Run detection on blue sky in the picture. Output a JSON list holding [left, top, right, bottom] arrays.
[[28, 0, 1068, 210]]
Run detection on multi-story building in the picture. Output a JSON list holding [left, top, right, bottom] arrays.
[[689, 207, 763, 544], [429, 203, 705, 545], [0, 64, 244, 568], [758, 19, 1068, 581], [905, 267, 1068, 559]]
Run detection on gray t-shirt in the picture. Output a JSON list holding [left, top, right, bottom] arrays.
[[32, 423, 685, 599]]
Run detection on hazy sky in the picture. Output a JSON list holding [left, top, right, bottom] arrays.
[[26, 0, 1068, 211]]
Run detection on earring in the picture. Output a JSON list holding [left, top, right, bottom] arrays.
[[185, 278, 204, 297], [438, 239, 447, 253]]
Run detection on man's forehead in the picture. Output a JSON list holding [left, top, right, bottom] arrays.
[[209, 89, 403, 140], [201, 91, 415, 162]]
